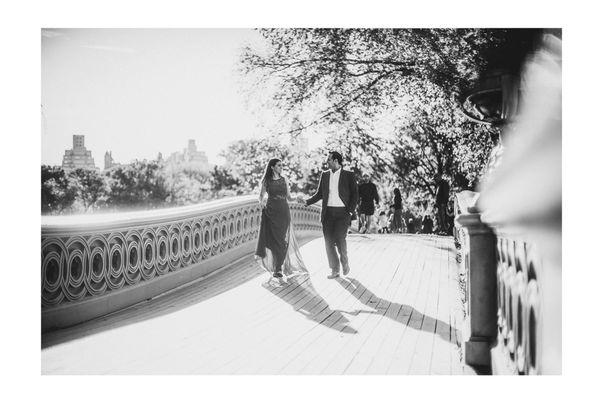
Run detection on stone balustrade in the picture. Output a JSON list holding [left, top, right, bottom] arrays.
[[454, 33, 561, 374], [41, 195, 322, 332]]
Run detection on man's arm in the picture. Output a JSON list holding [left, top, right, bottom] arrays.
[[347, 171, 359, 212], [305, 172, 324, 206]]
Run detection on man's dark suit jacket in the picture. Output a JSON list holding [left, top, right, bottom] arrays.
[[306, 169, 359, 222]]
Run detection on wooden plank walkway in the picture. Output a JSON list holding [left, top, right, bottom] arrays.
[[42, 234, 477, 375]]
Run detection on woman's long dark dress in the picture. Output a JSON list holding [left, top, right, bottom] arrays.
[[255, 177, 308, 278], [255, 178, 290, 273]]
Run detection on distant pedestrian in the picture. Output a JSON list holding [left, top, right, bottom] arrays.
[[422, 215, 434, 234], [390, 188, 403, 233], [358, 174, 380, 233], [435, 174, 450, 234], [407, 218, 416, 234]]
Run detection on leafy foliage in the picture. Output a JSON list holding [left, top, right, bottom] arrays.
[[41, 165, 77, 214], [68, 168, 107, 211], [104, 161, 169, 210], [240, 28, 507, 223], [240, 28, 515, 134], [209, 165, 242, 194], [220, 136, 322, 194], [389, 84, 496, 199]]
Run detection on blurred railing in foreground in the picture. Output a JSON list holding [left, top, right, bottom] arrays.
[[454, 34, 561, 374], [41, 195, 322, 332]]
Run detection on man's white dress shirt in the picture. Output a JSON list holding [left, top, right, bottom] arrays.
[[327, 168, 345, 207]]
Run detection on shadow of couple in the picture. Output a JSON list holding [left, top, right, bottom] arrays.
[[264, 275, 459, 344]]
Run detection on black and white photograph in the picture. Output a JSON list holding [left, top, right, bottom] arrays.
[[39, 26, 561, 376]]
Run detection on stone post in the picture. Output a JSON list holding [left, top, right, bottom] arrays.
[[456, 209, 497, 367]]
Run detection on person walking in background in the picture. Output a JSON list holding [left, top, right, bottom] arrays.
[[422, 214, 434, 234], [406, 218, 416, 234], [357, 173, 380, 233], [301, 151, 358, 279], [434, 173, 450, 234], [390, 187, 403, 233]]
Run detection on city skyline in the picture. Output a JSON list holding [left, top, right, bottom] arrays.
[[54, 133, 215, 169], [42, 29, 265, 167]]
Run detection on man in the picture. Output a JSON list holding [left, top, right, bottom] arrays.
[[301, 151, 358, 278], [357, 174, 380, 234]]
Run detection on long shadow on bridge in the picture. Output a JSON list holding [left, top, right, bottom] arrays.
[[336, 277, 460, 345], [261, 235, 460, 344], [263, 276, 358, 334]]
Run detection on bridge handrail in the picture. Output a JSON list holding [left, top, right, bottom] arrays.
[[41, 196, 322, 331]]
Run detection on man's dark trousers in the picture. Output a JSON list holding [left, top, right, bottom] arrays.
[[323, 206, 350, 273]]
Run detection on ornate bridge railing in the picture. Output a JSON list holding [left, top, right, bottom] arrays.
[[454, 33, 561, 374], [41, 195, 322, 332]]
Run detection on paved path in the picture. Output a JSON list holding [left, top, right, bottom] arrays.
[[42, 234, 476, 375]]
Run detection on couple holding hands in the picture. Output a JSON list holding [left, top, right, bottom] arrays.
[[255, 151, 358, 283]]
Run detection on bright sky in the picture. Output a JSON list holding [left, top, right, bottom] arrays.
[[42, 29, 264, 166]]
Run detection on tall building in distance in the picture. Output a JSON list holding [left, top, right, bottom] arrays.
[[166, 139, 210, 172], [62, 135, 97, 170], [104, 151, 122, 170]]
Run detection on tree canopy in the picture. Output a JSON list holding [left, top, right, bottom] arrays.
[[240, 28, 510, 220], [240, 28, 517, 134]]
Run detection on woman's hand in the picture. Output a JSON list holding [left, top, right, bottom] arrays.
[[258, 197, 267, 209], [295, 195, 306, 206]]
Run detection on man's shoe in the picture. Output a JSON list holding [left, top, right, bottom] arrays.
[[327, 273, 340, 279], [342, 265, 350, 275], [273, 272, 283, 278]]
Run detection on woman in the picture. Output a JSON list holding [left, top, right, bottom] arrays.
[[255, 158, 308, 282], [390, 188, 403, 233]]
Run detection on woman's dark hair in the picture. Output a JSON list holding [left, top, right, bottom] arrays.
[[329, 151, 343, 166], [261, 158, 281, 184]]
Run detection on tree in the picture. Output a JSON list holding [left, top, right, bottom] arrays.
[[41, 165, 77, 214], [240, 28, 507, 212], [210, 165, 242, 193], [69, 168, 107, 211], [105, 161, 169, 209], [389, 84, 496, 201], [240, 29, 517, 135], [162, 164, 213, 205], [221, 136, 322, 194]]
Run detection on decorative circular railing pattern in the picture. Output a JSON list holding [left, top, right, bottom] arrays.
[[41, 196, 321, 309], [495, 236, 540, 375]]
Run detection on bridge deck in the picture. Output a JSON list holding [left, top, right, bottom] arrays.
[[42, 234, 476, 374]]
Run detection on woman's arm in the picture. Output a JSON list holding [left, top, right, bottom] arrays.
[[285, 178, 294, 201], [258, 181, 267, 208]]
